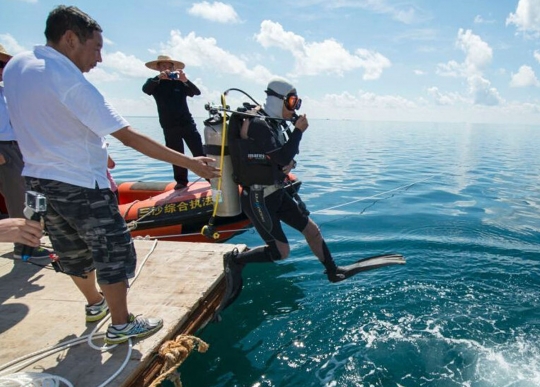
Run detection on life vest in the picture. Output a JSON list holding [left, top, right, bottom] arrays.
[[228, 112, 284, 187]]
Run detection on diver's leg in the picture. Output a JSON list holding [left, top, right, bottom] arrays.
[[301, 219, 405, 283]]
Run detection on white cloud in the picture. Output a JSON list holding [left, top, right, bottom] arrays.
[[456, 28, 492, 74], [427, 87, 464, 105], [188, 2, 241, 24], [436, 60, 465, 77], [510, 65, 540, 87], [435, 29, 500, 106], [324, 0, 422, 25], [159, 30, 272, 84], [474, 15, 495, 24], [534, 50, 540, 63], [506, 0, 540, 37], [100, 51, 153, 78], [414, 70, 425, 75], [85, 67, 121, 84], [437, 29, 492, 78], [0, 33, 26, 55], [359, 1, 417, 24], [254, 20, 391, 79], [322, 90, 416, 110], [468, 75, 503, 106], [103, 37, 114, 46]]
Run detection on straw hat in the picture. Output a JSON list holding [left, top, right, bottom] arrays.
[[0, 44, 12, 63], [145, 55, 185, 71]]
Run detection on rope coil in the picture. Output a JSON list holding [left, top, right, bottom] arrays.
[[149, 335, 209, 387]]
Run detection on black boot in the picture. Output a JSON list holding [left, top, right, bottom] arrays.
[[213, 246, 275, 322], [221, 248, 244, 311]]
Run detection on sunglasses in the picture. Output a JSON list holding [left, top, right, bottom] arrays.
[[265, 88, 302, 111], [0, 61, 6, 69]]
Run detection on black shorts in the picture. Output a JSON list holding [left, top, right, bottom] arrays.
[[241, 187, 308, 245], [26, 178, 136, 285]]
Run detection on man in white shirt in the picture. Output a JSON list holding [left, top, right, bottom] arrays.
[[4, 5, 219, 344]]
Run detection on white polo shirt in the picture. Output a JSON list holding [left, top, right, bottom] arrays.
[[4, 45, 129, 189]]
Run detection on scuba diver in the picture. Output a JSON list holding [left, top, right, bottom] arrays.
[[216, 77, 405, 317]]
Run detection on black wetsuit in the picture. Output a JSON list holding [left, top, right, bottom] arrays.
[[142, 77, 205, 186], [241, 119, 308, 246], [228, 113, 305, 259], [214, 110, 406, 318]]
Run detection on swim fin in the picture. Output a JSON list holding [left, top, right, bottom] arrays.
[[212, 248, 245, 322], [326, 253, 405, 283]]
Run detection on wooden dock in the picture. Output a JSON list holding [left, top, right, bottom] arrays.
[[0, 238, 244, 386]]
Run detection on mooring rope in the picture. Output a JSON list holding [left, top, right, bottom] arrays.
[[148, 335, 209, 387]]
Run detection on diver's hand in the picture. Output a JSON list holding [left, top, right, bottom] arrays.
[[282, 160, 295, 174], [294, 114, 308, 132]]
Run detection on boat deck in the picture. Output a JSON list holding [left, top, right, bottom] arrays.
[[0, 238, 244, 386]]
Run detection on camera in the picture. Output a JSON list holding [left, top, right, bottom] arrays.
[[168, 72, 179, 80], [25, 191, 47, 213]]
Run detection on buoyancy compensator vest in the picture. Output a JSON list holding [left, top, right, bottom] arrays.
[[227, 112, 286, 187]]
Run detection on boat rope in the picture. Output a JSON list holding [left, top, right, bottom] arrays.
[[0, 240, 162, 387], [122, 200, 157, 231], [0, 372, 74, 386], [148, 335, 209, 387]]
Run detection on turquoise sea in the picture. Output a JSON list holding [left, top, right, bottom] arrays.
[[109, 117, 540, 387]]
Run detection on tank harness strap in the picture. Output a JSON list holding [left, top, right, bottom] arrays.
[[251, 183, 283, 198]]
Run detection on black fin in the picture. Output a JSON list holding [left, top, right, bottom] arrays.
[[327, 254, 405, 283]]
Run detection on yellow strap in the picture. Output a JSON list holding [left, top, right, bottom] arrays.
[[209, 93, 228, 218]]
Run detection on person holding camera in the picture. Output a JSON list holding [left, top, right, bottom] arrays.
[[143, 55, 205, 190]]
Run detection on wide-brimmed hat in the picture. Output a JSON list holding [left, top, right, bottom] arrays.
[[145, 55, 185, 71], [0, 44, 12, 63]]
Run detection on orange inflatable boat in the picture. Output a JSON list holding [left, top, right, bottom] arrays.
[[117, 176, 302, 243], [117, 180, 250, 243]]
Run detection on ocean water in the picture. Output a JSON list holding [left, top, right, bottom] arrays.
[[110, 118, 540, 387]]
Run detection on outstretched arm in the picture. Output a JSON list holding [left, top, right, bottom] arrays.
[[111, 126, 220, 180]]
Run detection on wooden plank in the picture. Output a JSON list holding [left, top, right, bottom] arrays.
[[0, 239, 242, 386]]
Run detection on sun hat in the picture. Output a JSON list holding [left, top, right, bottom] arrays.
[[0, 44, 12, 62], [145, 55, 185, 71]]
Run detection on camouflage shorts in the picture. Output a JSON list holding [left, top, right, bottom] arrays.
[[26, 178, 136, 285]]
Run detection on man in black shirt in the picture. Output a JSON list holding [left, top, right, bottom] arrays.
[[143, 55, 205, 189]]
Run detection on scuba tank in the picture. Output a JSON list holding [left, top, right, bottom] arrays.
[[203, 114, 241, 217]]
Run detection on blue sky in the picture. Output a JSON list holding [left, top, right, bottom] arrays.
[[2, 0, 540, 124]]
